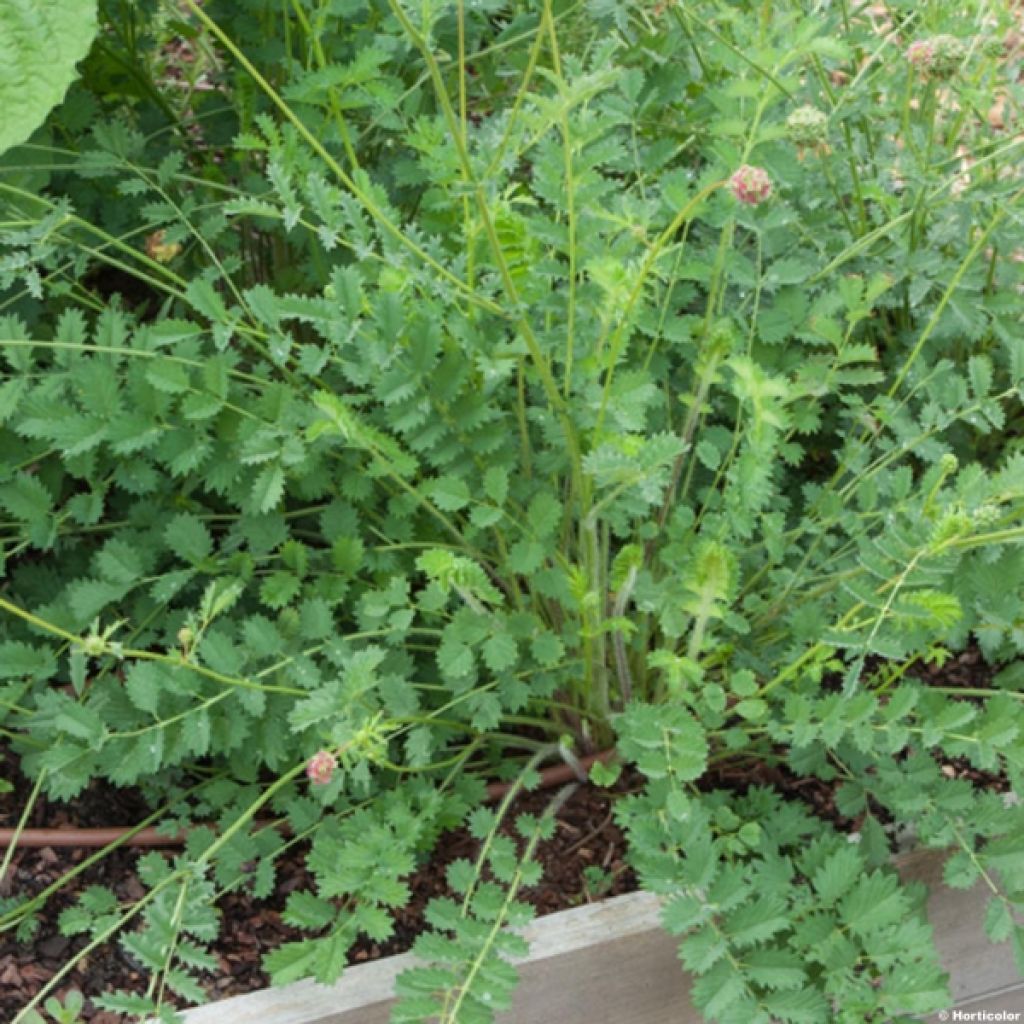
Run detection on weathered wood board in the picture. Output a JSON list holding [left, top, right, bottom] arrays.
[[900, 847, 1024, 1023], [181, 847, 1023, 1024]]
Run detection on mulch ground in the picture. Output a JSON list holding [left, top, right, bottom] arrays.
[[0, 762, 640, 1021], [0, 645, 1011, 1022]]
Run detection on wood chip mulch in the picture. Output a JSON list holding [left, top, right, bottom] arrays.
[[0, 770, 637, 1021]]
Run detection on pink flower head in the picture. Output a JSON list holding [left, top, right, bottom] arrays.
[[906, 39, 934, 68], [907, 35, 966, 79], [306, 750, 337, 785], [729, 165, 773, 206]]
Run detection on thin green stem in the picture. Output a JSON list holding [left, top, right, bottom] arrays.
[[174, 0, 502, 317], [594, 179, 724, 437], [0, 770, 45, 892], [542, 0, 578, 401]]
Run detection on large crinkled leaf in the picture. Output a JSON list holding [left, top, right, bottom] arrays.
[[0, 0, 99, 156]]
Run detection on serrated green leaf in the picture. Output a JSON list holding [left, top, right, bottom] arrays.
[[252, 464, 285, 514], [526, 492, 562, 538], [0, 474, 52, 521], [146, 357, 191, 394], [983, 896, 1014, 942], [54, 700, 106, 745], [331, 535, 364, 576], [615, 703, 708, 781], [282, 891, 336, 930], [124, 662, 164, 715], [260, 571, 300, 609], [164, 513, 214, 565], [427, 475, 471, 511], [481, 632, 517, 673], [95, 538, 143, 585], [263, 940, 324, 986], [812, 845, 862, 904], [839, 870, 908, 937], [530, 631, 564, 666], [483, 467, 508, 505], [0, 641, 55, 681], [0, 0, 99, 156]]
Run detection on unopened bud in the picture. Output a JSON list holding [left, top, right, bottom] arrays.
[[786, 105, 828, 147], [907, 35, 966, 79]]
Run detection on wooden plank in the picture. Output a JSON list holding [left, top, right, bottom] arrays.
[[182, 893, 697, 1024], [896, 847, 1022, 1015], [182, 953, 404, 1024], [491, 892, 692, 1024], [923, 985, 1024, 1023], [182, 848, 1022, 1024]]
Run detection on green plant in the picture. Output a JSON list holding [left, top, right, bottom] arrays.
[[579, 864, 614, 903], [23, 991, 86, 1024], [1, 0, 1024, 1021]]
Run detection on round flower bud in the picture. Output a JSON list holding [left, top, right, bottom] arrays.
[[980, 36, 1003, 60], [972, 504, 1001, 528], [82, 633, 106, 657], [929, 34, 967, 78], [929, 509, 971, 547], [729, 165, 773, 206], [939, 453, 959, 475], [306, 750, 337, 785], [786, 105, 828, 147], [906, 39, 935, 70], [907, 35, 966, 79]]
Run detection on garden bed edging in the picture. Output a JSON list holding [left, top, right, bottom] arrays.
[[179, 847, 1024, 1024]]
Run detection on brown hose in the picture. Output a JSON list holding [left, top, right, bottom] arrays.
[[0, 750, 617, 849]]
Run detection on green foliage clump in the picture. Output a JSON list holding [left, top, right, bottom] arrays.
[[1, 0, 1023, 1021]]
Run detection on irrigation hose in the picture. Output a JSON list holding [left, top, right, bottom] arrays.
[[0, 750, 616, 849]]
